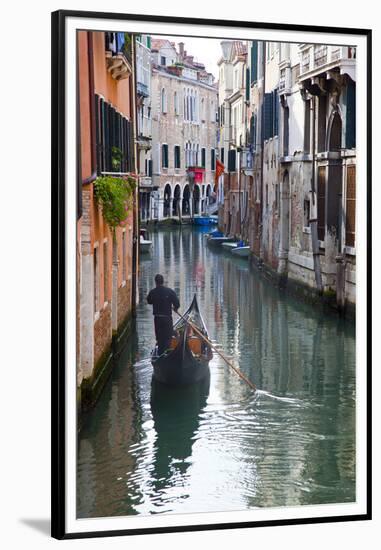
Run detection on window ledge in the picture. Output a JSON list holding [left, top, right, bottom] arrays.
[[344, 245, 356, 256]]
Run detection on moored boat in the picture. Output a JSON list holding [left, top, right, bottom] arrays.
[[207, 234, 236, 246], [193, 215, 212, 226], [231, 245, 250, 258], [151, 295, 212, 386], [221, 241, 238, 251], [140, 228, 153, 253]]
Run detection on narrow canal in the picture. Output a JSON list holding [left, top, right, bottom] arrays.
[[77, 226, 356, 518]]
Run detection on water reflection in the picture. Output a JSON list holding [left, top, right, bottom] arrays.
[[77, 227, 355, 518]]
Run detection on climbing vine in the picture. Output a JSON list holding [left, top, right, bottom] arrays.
[[94, 175, 136, 230]]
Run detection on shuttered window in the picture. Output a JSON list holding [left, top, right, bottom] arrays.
[[228, 149, 236, 172], [273, 89, 279, 136], [94, 94, 133, 174], [174, 145, 181, 169], [345, 165, 356, 247], [211, 149, 216, 170], [162, 144, 169, 168], [201, 148, 206, 168], [317, 166, 326, 241], [250, 41, 258, 84], [263, 90, 279, 140], [245, 68, 250, 102], [346, 80, 356, 149]]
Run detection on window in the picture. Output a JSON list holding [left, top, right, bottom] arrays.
[[346, 80, 356, 149], [211, 149, 216, 171], [201, 98, 205, 121], [317, 95, 327, 152], [201, 148, 206, 168], [263, 90, 279, 140], [162, 144, 168, 168], [174, 92, 178, 115], [210, 100, 215, 122], [94, 94, 133, 174], [122, 230, 127, 282], [345, 165, 356, 247], [249, 113, 257, 150], [317, 166, 326, 241], [220, 147, 225, 164], [174, 145, 181, 169], [228, 149, 236, 172], [94, 245, 99, 314], [161, 56, 166, 66], [303, 100, 310, 153], [161, 88, 167, 113], [250, 41, 258, 84], [103, 241, 108, 303], [283, 105, 289, 156], [275, 184, 280, 212]]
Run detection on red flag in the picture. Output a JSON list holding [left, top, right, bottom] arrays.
[[214, 159, 225, 188]]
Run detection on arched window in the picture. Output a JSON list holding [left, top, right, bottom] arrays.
[[161, 88, 167, 113], [174, 91, 178, 115], [201, 98, 205, 122], [183, 89, 187, 119]]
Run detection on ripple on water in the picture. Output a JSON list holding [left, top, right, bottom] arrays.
[[77, 227, 356, 518]]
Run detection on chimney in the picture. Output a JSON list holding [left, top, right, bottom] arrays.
[[221, 40, 233, 61], [179, 42, 184, 58]]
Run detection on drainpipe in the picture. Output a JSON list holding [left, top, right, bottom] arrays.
[[309, 95, 323, 293]]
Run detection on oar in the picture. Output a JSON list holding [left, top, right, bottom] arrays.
[[174, 310, 256, 392]]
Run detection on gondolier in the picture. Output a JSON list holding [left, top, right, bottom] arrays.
[[147, 274, 180, 355]]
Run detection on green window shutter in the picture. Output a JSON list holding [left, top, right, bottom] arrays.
[[273, 89, 279, 136], [263, 93, 273, 140], [346, 80, 356, 149], [245, 68, 250, 101], [228, 149, 236, 172], [250, 41, 258, 84]]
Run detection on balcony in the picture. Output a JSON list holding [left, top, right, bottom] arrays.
[[105, 32, 132, 81], [139, 176, 152, 187], [187, 167, 205, 183], [279, 66, 291, 95], [299, 44, 356, 82], [137, 81, 149, 98]]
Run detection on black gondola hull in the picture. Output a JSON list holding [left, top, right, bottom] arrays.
[[151, 295, 211, 386], [152, 344, 210, 386]]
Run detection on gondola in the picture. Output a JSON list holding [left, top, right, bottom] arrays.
[[151, 295, 212, 386]]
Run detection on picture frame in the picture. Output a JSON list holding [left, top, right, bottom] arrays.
[[51, 9, 372, 540]]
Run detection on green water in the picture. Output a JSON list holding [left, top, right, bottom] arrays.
[[77, 226, 356, 518]]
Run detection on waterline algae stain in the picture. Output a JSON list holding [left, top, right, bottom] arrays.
[[77, 227, 355, 518]]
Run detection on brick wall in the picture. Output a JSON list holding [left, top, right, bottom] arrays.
[[117, 283, 132, 327], [94, 304, 112, 365]]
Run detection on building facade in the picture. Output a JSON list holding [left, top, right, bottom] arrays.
[[77, 31, 138, 411], [136, 34, 153, 222], [218, 40, 356, 313], [150, 39, 218, 221]]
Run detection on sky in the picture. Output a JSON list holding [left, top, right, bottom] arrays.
[[155, 35, 224, 79]]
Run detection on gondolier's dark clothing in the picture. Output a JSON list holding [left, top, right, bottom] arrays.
[[147, 286, 180, 355]]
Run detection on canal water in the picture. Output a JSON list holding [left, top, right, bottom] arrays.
[[77, 226, 356, 518]]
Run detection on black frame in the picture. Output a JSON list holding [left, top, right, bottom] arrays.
[[51, 9, 372, 540]]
